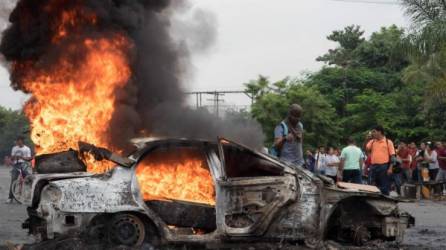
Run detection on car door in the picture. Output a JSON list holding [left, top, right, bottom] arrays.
[[215, 138, 298, 237]]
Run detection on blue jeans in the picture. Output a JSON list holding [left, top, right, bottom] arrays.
[[370, 164, 390, 195], [390, 173, 401, 195]]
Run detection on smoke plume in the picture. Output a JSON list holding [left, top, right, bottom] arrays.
[[0, 0, 265, 151]]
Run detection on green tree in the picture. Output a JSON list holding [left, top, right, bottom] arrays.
[[317, 25, 365, 67], [402, 0, 446, 103], [306, 24, 430, 143], [314, 25, 409, 118], [0, 106, 32, 159], [246, 76, 341, 149], [356, 25, 409, 71]]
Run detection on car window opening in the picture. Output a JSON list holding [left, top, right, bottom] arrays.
[[135, 146, 216, 205], [223, 144, 284, 178], [136, 145, 217, 233]]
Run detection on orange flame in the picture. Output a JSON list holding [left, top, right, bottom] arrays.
[[18, 7, 131, 172], [22, 35, 130, 172], [135, 148, 215, 205], [19, 3, 216, 204]]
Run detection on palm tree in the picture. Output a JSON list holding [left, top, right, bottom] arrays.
[[401, 0, 446, 103]]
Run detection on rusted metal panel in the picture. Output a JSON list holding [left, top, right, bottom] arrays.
[[265, 172, 321, 240], [218, 175, 297, 236]]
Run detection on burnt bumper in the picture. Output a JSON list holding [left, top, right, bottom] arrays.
[[23, 207, 47, 239], [382, 212, 415, 242]]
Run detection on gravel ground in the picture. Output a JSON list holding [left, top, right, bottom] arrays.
[[0, 165, 445, 249], [0, 166, 34, 248]]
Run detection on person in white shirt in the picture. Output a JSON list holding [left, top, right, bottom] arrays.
[[424, 143, 439, 181], [325, 147, 340, 183], [7, 136, 32, 203], [314, 146, 327, 175]]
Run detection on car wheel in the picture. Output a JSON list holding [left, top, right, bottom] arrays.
[[109, 213, 146, 247]]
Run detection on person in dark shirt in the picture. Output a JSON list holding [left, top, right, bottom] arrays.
[[305, 150, 316, 173]]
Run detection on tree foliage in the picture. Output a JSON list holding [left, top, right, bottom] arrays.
[[402, 0, 446, 105], [247, 24, 446, 148], [0, 107, 31, 159]]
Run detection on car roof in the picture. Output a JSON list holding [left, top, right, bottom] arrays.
[[130, 137, 217, 149]]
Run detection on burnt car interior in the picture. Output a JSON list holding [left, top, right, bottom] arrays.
[[136, 141, 287, 234], [137, 144, 217, 233], [222, 143, 285, 178]]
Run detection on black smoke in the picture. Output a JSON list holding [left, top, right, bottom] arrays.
[[0, 0, 265, 150]]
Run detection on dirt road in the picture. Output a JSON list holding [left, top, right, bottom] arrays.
[[0, 165, 445, 249], [0, 166, 34, 247]]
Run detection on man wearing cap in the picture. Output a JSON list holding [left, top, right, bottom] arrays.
[[273, 104, 304, 166]]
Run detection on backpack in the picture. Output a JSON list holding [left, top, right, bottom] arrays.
[[269, 121, 288, 157]]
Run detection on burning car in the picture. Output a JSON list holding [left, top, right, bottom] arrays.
[[15, 138, 414, 248]]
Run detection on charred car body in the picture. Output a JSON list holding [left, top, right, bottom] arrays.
[[15, 138, 414, 248]]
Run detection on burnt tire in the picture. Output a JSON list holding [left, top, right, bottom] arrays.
[[109, 213, 146, 247]]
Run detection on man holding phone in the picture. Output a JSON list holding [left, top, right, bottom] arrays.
[[273, 104, 304, 167]]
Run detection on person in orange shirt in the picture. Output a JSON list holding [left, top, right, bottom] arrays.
[[366, 125, 396, 196]]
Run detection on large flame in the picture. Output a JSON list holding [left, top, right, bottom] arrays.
[[15, 3, 215, 204], [20, 35, 131, 172], [136, 148, 215, 205], [13, 6, 131, 172]]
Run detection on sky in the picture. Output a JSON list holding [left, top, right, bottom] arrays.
[[0, 0, 407, 110]]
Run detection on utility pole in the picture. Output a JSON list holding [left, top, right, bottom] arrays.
[[206, 91, 225, 117], [185, 90, 252, 116]]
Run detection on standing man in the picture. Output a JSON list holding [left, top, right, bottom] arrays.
[[325, 147, 340, 183], [339, 137, 364, 184], [366, 125, 396, 196], [397, 142, 412, 184], [305, 150, 316, 173], [7, 136, 32, 203], [273, 104, 304, 166]]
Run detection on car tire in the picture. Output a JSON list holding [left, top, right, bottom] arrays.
[[109, 213, 147, 247]]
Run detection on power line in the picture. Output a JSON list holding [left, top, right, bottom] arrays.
[[327, 0, 400, 5], [185, 90, 254, 117]]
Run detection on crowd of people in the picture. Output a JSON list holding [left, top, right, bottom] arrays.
[[273, 104, 446, 196]]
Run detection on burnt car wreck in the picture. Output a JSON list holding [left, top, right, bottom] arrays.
[[14, 138, 414, 248]]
